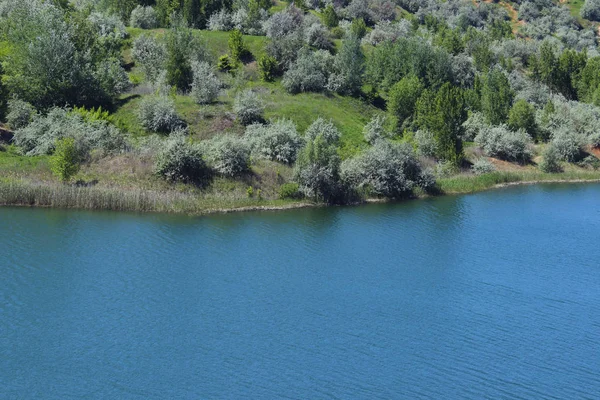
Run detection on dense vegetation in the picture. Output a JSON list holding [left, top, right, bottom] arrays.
[[2, 0, 600, 211]]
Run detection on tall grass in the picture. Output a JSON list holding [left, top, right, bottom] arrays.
[[0, 181, 299, 214], [438, 170, 600, 194]]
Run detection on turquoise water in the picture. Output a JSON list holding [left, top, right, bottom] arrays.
[[1, 184, 600, 399]]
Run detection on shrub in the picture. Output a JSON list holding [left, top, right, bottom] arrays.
[[137, 96, 183, 133], [245, 119, 304, 164], [539, 144, 563, 173], [217, 55, 234, 72], [234, 90, 264, 125], [294, 135, 341, 202], [282, 49, 333, 94], [581, 0, 600, 21], [190, 61, 221, 105], [154, 136, 207, 183], [264, 9, 303, 39], [550, 129, 584, 162], [305, 23, 333, 50], [471, 158, 496, 175], [415, 129, 438, 158], [341, 140, 430, 198], [130, 5, 159, 29], [132, 34, 167, 83], [462, 112, 487, 142], [204, 135, 250, 177], [578, 155, 600, 170], [13, 108, 126, 156], [208, 9, 233, 31], [304, 117, 341, 144], [475, 125, 532, 162], [258, 55, 279, 82], [362, 20, 412, 46], [50, 137, 80, 182], [6, 99, 36, 130], [363, 115, 387, 144], [278, 182, 302, 199]]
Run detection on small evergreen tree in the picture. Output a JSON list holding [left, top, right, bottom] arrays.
[[323, 5, 339, 28], [508, 99, 537, 138], [481, 67, 514, 125], [228, 29, 247, 63], [50, 137, 80, 182], [258, 55, 279, 82], [416, 83, 466, 164]]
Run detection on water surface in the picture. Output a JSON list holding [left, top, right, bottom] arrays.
[[1, 184, 600, 399]]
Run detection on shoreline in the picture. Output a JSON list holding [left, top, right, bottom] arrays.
[[2, 172, 600, 215]]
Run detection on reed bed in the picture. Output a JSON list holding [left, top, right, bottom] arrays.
[[0, 181, 298, 214]]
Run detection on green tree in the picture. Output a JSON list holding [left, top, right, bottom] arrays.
[[387, 75, 424, 130], [350, 18, 367, 39], [416, 83, 466, 164], [576, 56, 600, 103], [557, 49, 586, 99], [323, 5, 339, 28], [481, 67, 514, 125], [228, 29, 247, 63], [328, 34, 364, 95], [50, 138, 80, 182], [183, 0, 202, 28], [294, 135, 341, 202], [258, 55, 279, 81], [508, 99, 537, 138], [165, 20, 194, 90]]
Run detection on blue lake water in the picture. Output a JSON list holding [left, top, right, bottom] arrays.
[[1, 184, 600, 399]]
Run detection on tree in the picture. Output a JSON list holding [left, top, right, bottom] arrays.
[[387, 75, 424, 130], [481, 68, 514, 125], [234, 90, 264, 125], [228, 29, 247, 63], [416, 83, 466, 164], [508, 99, 537, 138], [165, 20, 195, 91], [327, 34, 364, 96], [294, 135, 341, 202], [258, 55, 279, 81], [323, 5, 339, 28], [50, 137, 80, 182], [350, 18, 367, 38], [576, 56, 600, 104]]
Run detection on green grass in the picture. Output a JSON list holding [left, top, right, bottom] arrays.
[[437, 169, 600, 194], [125, 28, 269, 60], [0, 146, 49, 174], [250, 82, 381, 158]]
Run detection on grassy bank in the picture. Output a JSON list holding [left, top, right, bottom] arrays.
[[2, 169, 600, 215]]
